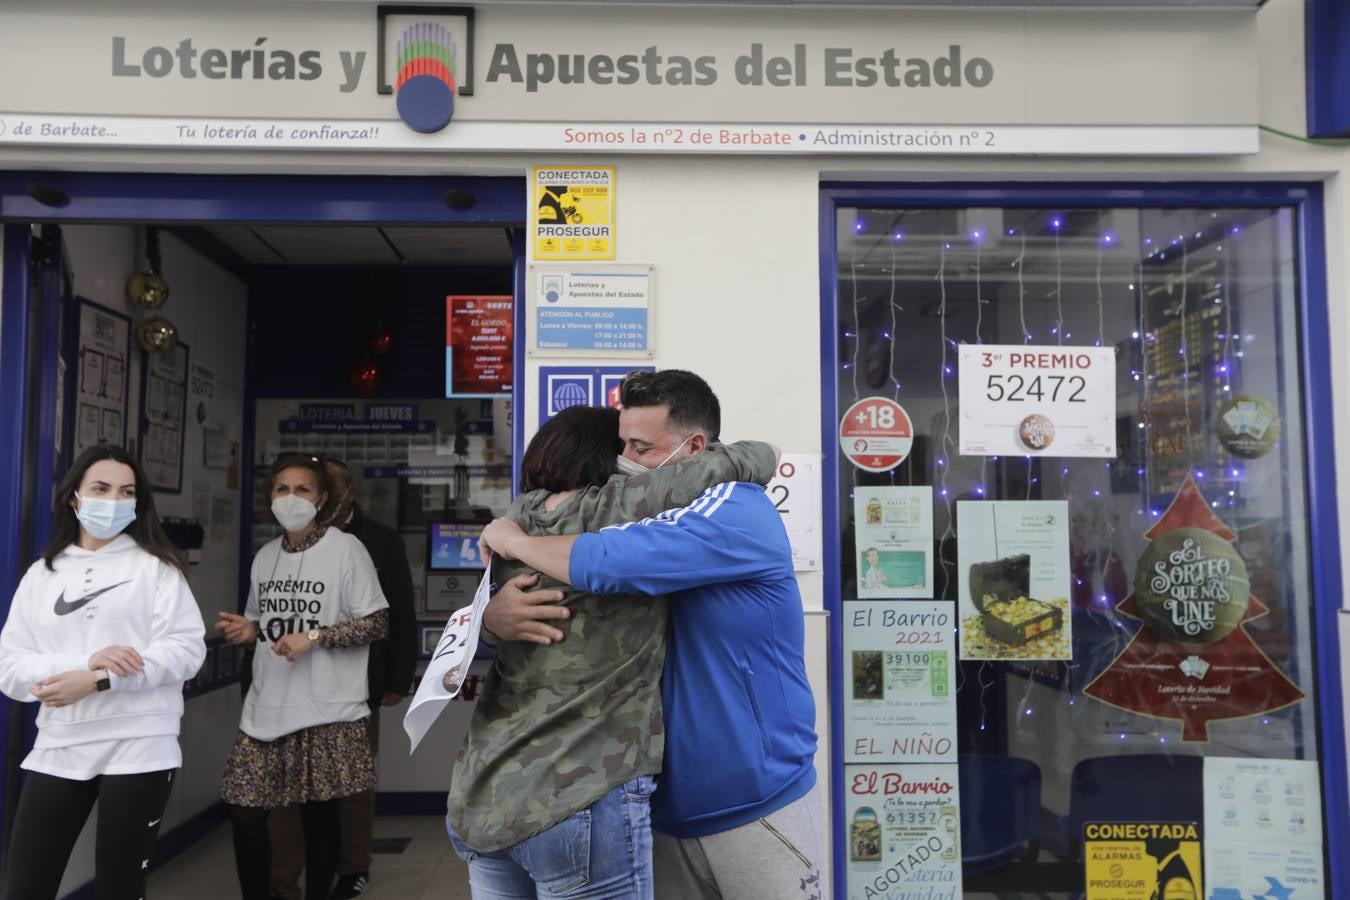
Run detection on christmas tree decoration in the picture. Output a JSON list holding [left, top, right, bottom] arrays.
[[349, 358, 382, 396], [369, 326, 395, 356], [126, 226, 170, 310], [1084, 475, 1304, 741], [135, 316, 178, 353]]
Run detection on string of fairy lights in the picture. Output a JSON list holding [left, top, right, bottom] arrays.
[[840, 205, 1288, 750]]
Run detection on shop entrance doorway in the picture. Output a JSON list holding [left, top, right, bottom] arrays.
[[0, 173, 526, 893]]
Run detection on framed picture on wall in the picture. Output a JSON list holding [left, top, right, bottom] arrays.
[[139, 341, 189, 493], [74, 298, 131, 458], [420, 624, 444, 658]]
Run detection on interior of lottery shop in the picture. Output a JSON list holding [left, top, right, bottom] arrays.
[[0, 175, 530, 894], [827, 190, 1333, 897]]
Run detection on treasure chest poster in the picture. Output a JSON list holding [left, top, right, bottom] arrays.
[[843, 602, 957, 763], [957, 500, 1071, 661], [1083, 476, 1304, 741], [845, 764, 962, 900]]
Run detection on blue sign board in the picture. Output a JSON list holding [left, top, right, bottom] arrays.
[[536, 307, 648, 352], [280, 418, 435, 434], [429, 523, 484, 571], [363, 464, 512, 479], [537, 365, 654, 427]]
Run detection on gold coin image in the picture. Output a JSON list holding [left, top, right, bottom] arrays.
[[1018, 414, 1055, 450]]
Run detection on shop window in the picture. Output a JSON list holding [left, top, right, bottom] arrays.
[[833, 203, 1325, 895], [252, 397, 512, 620]]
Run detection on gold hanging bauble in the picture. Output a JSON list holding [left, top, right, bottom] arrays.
[[127, 271, 170, 310], [136, 316, 179, 353]]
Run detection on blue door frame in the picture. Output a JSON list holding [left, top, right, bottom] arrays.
[[819, 181, 1347, 900], [0, 172, 528, 852]]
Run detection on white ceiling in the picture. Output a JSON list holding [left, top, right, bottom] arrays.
[[202, 225, 515, 266]]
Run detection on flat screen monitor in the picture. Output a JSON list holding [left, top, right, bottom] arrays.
[[428, 523, 485, 571]]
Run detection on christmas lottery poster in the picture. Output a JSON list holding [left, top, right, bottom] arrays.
[[844, 602, 956, 763], [957, 500, 1071, 661], [845, 764, 962, 900], [854, 486, 934, 598], [1083, 476, 1304, 741]]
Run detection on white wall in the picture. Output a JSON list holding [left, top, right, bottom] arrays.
[[55, 225, 248, 897]]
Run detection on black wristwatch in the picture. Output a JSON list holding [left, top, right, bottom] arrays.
[[94, 670, 111, 692]]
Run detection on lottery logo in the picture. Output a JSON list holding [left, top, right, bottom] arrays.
[[1018, 414, 1055, 451], [395, 22, 458, 134]]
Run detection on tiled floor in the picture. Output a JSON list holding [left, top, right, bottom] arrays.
[[147, 816, 472, 900]]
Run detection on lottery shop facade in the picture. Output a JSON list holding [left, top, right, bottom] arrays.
[[1, 1, 1349, 898]]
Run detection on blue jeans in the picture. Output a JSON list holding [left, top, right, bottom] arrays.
[[447, 775, 656, 899]]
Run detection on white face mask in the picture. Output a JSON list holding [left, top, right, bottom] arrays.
[[74, 495, 137, 540], [272, 494, 318, 532], [616, 434, 693, 476]]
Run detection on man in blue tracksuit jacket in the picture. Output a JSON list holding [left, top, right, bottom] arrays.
[[481, 369, 821, 900]]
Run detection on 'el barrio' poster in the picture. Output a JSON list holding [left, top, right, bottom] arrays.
[[845, 764, 962, 900]]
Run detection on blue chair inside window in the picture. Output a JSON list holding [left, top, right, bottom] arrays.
[[1060, 753, 1203, 860], [958, 754, 1042, 873]]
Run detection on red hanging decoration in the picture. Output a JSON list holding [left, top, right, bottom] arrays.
[[1083, 475, 1305, 741], [369, 326, 394, 356], [349, 358, 382, 396]]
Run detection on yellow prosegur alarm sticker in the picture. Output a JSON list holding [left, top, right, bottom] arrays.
[[532, 166, 615, 261]]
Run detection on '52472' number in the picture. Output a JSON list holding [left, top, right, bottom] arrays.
[[985, 374, 1085, 403]]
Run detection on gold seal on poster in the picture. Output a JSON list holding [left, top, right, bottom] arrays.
[[1132, 527, 1249, 646], [1215, 395, 1279, 459]]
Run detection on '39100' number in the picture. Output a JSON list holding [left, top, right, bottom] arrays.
[[985, 374, 1086, 403]]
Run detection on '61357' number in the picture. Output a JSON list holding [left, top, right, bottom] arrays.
[[985, 374, 1085, 403]]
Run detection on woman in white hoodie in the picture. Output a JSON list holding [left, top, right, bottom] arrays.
[[0, 445, 207, 900]]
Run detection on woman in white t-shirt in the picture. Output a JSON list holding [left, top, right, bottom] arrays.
[[216, 453, 389, 900], [0, 445, 207, 900]]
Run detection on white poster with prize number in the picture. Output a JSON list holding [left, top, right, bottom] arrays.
[[958, 344, 1115, 458], [767, 454, 822, 572], [845, 763, 962, 900], [404, 565, 493, 752]]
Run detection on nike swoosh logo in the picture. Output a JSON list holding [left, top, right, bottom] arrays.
[[147, 818, 161, 827], [54, 580, 133, 616]]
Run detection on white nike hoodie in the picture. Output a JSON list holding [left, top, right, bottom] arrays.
[[0, 534, 207, 748]]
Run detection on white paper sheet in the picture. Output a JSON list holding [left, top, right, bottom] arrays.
[[403, 564, 493, 752]]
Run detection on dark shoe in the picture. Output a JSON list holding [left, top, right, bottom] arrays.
[[329, 873, 369, 899]]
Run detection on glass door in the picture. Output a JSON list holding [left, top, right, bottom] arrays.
[[827, 193, 1334, 899]]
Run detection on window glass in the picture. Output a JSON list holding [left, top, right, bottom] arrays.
[[835, 205, 1322, 895], [252, 397, 512, 615]]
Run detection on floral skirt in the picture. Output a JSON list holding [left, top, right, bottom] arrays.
[[220, 720, 376, 808]]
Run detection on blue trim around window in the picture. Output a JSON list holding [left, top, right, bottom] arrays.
[[819, 181, 1346, 900], [0, 224, 32, 861], [0, 174, 526, 227], [512, 227, 526, 497]]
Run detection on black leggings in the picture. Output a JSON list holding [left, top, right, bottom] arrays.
[[230, 800, 340, 900], [2, 768, 176, 900]]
